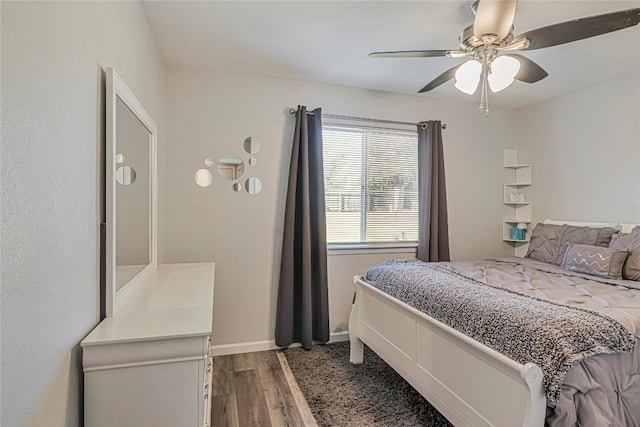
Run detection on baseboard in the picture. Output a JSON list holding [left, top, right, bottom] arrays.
[[328, 331, 350, 343], [211, 339, 280, 356], [211, 331, 350, 356]]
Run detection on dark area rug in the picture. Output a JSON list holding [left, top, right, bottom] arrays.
[[282, 341, 453, 427]]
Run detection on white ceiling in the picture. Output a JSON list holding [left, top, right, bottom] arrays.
[[143, 0, 640, 108]]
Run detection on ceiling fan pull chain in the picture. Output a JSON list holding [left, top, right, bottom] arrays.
[[479, 64, 490, 117]]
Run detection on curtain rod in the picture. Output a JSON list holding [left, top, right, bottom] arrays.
[[288, 108, 447, 130]]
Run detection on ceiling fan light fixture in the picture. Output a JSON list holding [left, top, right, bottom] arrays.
[[488, 55, 521, 92], [454, 59, 482, 95]]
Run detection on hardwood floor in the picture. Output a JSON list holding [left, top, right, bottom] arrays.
[[211, 350, 316, 427]]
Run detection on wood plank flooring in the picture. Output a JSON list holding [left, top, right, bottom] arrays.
[[211, 350, 316, 427]]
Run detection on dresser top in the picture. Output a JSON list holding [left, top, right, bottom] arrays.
[[82, 263, 215, 346]]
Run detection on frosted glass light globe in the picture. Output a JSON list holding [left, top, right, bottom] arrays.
[[488, 56, 521, 92], [454, 59, 482, 95]]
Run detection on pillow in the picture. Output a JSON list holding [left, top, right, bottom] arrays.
[[525, 224, 568, 264], [562, 244, 628, 279], [609, 226, 640, 281], [620, 223, 640, 234], [553, 225, 617, 265]]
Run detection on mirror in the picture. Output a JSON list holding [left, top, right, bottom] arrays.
[[106, 68, 157, 316], [195, 168, 213, 187], [115, 165, 137, 186], [216, 154, 245, 180], [115, 97, 150, 290], [243, 136, 261, 154], [245, 177, 263, 194]]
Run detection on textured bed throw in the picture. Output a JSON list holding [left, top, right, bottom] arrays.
[[365, 259, 636, 406]]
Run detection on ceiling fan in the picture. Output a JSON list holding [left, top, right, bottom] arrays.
[[370, 1, 640, 115]]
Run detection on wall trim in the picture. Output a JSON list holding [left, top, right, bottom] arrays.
[[328, 246, 417, 257], [211, 331, 350, 356]]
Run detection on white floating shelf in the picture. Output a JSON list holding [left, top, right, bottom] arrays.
[[504, 182, 532, 187], [503, 149, 532, 258]]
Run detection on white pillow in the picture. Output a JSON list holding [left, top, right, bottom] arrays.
[[621, 223, 640, 234], [543, 219, 620, 229]]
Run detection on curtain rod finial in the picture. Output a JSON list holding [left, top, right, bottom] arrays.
[[419, 121, 447, 130]]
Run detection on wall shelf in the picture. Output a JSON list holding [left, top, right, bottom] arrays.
[[503, 149, 532, 257]]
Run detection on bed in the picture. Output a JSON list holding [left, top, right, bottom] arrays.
[[348, 220, 640, 426]]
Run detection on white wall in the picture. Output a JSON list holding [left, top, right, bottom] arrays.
[[163, 65, 518, 348], [327, 247, 418, 335], [1, 2, 165, 425], [517, 71, 640, 225]]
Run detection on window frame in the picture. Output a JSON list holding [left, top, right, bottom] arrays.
[[322, 119, 419, 249]]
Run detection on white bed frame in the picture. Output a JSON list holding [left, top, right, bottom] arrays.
[[349, 277, 546, 427], [349, 221, 639, 426]]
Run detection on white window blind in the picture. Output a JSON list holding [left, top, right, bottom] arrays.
[[322, 123, 418, 244]]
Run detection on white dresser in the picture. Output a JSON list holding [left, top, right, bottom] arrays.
[[82, 263, 215, 427]]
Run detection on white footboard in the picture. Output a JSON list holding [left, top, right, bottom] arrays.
[[348, 276, 546, 427]]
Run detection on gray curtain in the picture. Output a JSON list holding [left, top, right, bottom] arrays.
[[275, 106, 329, 349], [417, 120, 450, 262]]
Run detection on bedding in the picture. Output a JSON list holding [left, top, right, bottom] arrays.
[[526, 223, 567, 264], [553, 225, 617, 265], [561, 243, 627, 279], [525, 223, 617, 265], [364, 257, 640, 426], [610, 226, 640, 281], [621, 223, 640, 234]]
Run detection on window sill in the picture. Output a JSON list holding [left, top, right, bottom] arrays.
[[327, 242, 418, 256]]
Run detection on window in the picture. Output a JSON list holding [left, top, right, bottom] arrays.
[[322, 122, 418, 245]]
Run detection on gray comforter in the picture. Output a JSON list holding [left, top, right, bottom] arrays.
[[364, 257, 640, 426]]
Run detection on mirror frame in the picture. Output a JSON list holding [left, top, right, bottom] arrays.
[[106, 68, 158, 316]]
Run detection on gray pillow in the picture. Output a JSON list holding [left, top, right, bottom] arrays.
[[553, 225, 617, 265], [525, 224, 568, 264], [562, 243, 628, 279], [609, 226, 640, 281]]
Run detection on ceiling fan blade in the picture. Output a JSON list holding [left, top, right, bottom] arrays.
[[474, 0, 517, 43], [369, 50, 467, 58], [514, 8, 640, 51], [370, 50, 450, 58], [418, 64, 463, 93], [505, 54, 548, 83]]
